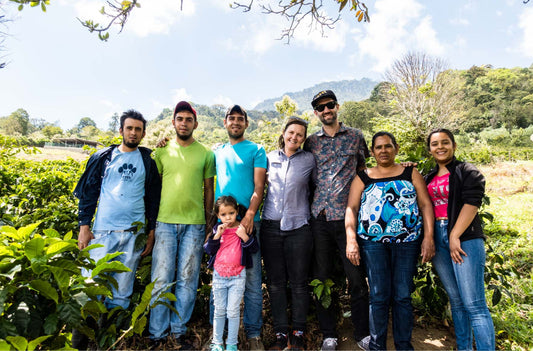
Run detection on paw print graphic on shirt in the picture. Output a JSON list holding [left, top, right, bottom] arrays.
[[118, 163, 137, 181]]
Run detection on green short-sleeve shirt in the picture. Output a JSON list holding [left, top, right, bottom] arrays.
[[155, 139, 216, 224]]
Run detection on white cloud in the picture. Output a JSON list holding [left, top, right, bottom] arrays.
[[518, 7, 533, 58], [171, 88, 193, 103], [212, 95, 233, 108], [449, 17, 470, 26], [292, 20, 347, 52], [63, 0, 193, 37], [355, 0, 444, 73]]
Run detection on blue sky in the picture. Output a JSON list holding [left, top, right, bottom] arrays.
[[1, 0, 532, 130]]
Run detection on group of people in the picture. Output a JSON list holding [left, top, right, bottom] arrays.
[[73, 89, 495, 351]]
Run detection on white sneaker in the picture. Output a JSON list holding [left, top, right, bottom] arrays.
[[356, 335, 371, 351], [321, 338, 338, 351]]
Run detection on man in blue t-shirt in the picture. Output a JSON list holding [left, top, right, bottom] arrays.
[[74, 110, 161, 304], [213, 105, 267, 350]]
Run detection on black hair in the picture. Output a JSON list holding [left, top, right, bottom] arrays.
[[426, 128, 456, 148], [278, 117, 308, 149], [371, 131, 398, 150], [120, 109, 147, 131], [225, 105, 248, 122]]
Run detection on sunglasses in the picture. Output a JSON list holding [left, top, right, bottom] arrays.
[[314, 101, 337, 112]]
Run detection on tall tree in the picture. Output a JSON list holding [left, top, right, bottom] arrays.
[[0, 108, 30, 135], [381, 52, 464, 148], [76, 117, 97, 132]]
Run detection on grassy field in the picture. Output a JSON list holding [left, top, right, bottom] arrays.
[[478, 161, 533, 350]]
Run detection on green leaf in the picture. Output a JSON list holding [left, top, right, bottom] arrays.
[[82, 300, 107, 317], [96, 252, 123, 265], [46, 241, 76, 256], [91, 261, 130, 278], [0, 339, 11, 350], [133, 315, 147, 335], [18, 4, 24, 10], [64, 231, 73, 240], [131, 281, 154, 326], [42, 228, 60, 238], [0, 289, 7, 315], [40, 2, 46, 12], [1, 226, 22, 241], [25, 237, 45, 259], [6, 336, 27, 351], [30, 279, 59, 303], [49, 266, 70, 289], [58, 301, 82, 326], [315, 284, 324, 300], [491, 287, 502, 305], [43, 313, 59, 335], [28, 335, 51, 351], [18, 223, 40, 240]]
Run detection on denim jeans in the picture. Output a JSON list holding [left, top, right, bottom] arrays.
[[212, 270, 247, 346], [149, 222, 205, 339], [261, 221, 313, 333], [209, 221, 263, 339], [432, 220, 495, 351], [360, 238, 420, 350], [311, 216, 370, 340], [85, 229, 143, 309]]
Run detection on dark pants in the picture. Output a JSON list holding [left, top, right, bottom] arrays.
[[360, 239, 420, 350], [311, 216, 370, 340], [261, 220, 313, 334]]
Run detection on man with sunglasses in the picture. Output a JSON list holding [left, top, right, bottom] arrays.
[[304, 90, 371, 351]]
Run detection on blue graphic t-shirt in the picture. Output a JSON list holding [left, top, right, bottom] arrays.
[[93, 148, 146, 231], [357, 166, 421, 243]]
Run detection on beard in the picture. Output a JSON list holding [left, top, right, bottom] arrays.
[[123, 140, 140, 148], [227, 130, 244, 140], [319, 112, 337, 126], [177, 132, 193, 141]]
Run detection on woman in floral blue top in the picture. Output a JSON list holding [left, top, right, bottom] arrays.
[[345, 132, 435, 350]]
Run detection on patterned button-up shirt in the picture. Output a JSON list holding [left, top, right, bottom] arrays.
[[304, 123, 369, 221]]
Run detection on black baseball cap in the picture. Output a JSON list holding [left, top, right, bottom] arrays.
[[311, 90, 337, 108]]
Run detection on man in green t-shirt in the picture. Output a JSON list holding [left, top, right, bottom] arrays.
[[149, 101, 216, 349]]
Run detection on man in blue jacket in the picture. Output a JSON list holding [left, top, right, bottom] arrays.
[[73, 109, 161, 310]]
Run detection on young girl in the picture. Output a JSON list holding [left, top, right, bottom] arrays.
[[204, 196, 259, 351], [425, 129, 495, 351]]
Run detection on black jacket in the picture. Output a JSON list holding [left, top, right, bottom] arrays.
[[73, 145, 161, 231], [425, 157, 486, 242]]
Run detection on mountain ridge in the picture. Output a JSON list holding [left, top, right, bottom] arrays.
[[253, 78, 380, 111]]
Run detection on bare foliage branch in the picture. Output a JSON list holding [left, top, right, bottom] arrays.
[[231, 0, 369, 43]]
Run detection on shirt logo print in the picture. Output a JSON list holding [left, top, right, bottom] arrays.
[[118, 163, 137, 181]]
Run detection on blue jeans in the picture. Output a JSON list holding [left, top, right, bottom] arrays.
[[209, 221, 263, 338], [85, 229, 143, 309], [149, 222, 205, 339], [432, 220, 495, 351], [360, 238, 420, 350], [212, 270, 247, 346]]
